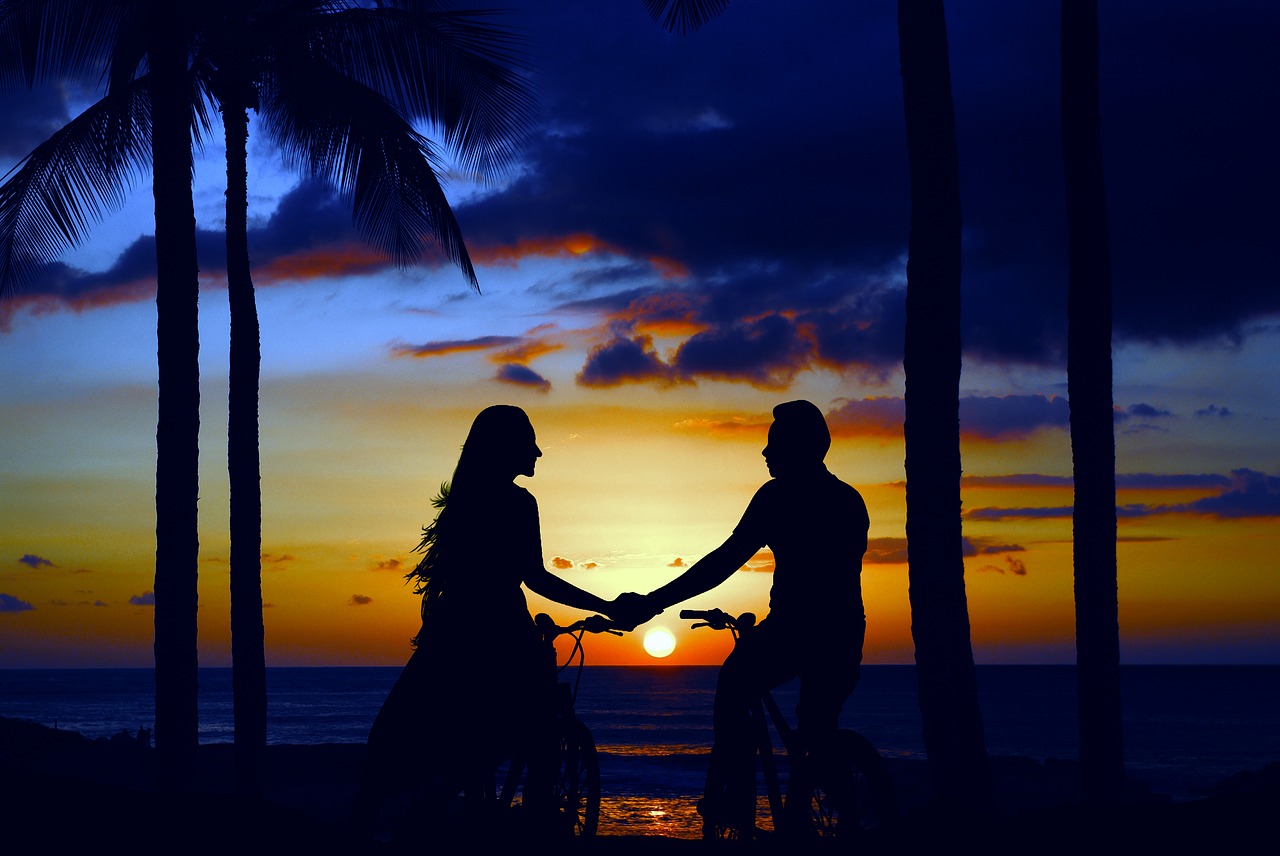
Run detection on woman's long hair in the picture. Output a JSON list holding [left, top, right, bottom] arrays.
[[405, 405, 533, 643]]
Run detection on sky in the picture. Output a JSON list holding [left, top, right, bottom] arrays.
[[1, 1, 1277, 668]]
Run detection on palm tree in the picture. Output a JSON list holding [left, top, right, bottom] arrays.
[[642, 0, 992, 809], [147, 2, 204, 792], [0, 0, 206, 787], [1061, 0, 1124, 805], [213, 0, 267, 799], [3, 0, 533, 795], [897, 0, 990, 810], [198, 0, 533, 796]]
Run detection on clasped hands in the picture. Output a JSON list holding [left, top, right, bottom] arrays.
[[604, 591, 663, 632]]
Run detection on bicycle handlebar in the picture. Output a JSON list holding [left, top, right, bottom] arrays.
[[534, 612, 624, 637], [679, 608, 756, 631]]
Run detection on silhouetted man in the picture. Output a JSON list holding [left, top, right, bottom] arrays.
[[617, 399, 870, 833]]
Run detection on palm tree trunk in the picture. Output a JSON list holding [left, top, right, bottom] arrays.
[[897, 0, 991, 809], [149, 7, 200, 790], [223, 10, 268, 796], [1062, 0, 1124, 805]]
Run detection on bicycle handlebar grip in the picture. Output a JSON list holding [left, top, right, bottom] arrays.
[[582, 614, 614, 635], [679, 609, 710, 619]]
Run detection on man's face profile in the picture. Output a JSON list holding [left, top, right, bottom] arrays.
[[763, 422, 801, 478]]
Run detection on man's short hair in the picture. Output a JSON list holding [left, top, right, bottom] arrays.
[[771, 400, 831, 460]]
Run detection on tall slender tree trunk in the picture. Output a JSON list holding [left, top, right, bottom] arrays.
[[1062, 0, 1124, 806], [897, 0, 990, 809], [223, 2, 268, 798], [150, 5, 200, 790]]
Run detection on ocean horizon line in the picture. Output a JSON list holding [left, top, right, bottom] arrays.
[[3, 661, 1277, 670]]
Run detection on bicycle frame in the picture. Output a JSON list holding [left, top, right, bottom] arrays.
[[494, 613, 618, 836], [682, 607, 896, 841], [683, 608, 793, 831]]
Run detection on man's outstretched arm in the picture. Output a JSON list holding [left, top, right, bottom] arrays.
[[646, 531, 759, 615]]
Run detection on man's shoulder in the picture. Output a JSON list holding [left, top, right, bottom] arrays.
[[753, 472, 866, 509]]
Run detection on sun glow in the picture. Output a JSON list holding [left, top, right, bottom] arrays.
[[642, 626, 677, 658]]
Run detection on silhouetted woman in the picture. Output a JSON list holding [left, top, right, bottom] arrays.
[[352, 405, 618, 834]]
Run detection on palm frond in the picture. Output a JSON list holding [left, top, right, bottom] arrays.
[[642, 0, 731, 34], [0, 76, 151, 292], [0, 0, 133, 86], [272, 3, 536, 180], [260, 58, 477, 288]]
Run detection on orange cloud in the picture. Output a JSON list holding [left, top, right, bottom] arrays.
[[866, 537, 908, 564], [0, 279, 156, 332], [974, 555, 1029, 576], [825, 397, 906, 439], [471, 235, 688, 281], [647, 255, 690, 280], [609, 292, 705, 336], [349, 594, 374, 606], [551, 557, 573, 570], [392, 335, 519, 359], [492, 338, 564, 365], [255, 243, 389, 283], [472, 234, 605, 266], [672, 415, 770, 438]]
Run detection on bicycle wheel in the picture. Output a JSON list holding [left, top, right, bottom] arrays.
[[786, 728, 897, 840], [553, 716, 601, 837]]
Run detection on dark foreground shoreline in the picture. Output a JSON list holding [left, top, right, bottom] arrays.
[[3, 716, 1274, 855]]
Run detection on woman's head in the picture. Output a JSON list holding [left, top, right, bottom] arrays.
[[454, 405, 542, 484]]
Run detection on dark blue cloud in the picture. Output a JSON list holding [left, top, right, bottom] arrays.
[[465, 0, 1280, 372], [495, 362, 551, 391], [1188, 469, 1280, 519], [958, 395, 1071, 440], [965, 469, 1280, 521], [1114, 473, 1231, 490], [865, 535, 1026, 565], [18, 553, 53, 568], [128, 591, 155, 606], [1125, 403, 1173, 420], [8, 0, 1276, 368], [0, 593, 35, 612], [577, 331, 673, 387], [961, 474, 1073, 488], [672, 314, 811, 388], [0, 85, 73, 160], [4, 180, 378, 307]]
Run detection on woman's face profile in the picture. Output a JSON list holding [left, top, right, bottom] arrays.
[[512, 419, 542, 479]]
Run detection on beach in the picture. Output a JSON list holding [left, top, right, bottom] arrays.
[[3, 715, 1274, 855]]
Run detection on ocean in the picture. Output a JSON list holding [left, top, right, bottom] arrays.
[[3, 665, 1277, 837]]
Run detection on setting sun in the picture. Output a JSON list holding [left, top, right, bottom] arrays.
[[642, 627, 677, 659]]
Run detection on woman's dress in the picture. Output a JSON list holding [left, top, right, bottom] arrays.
[[361, 481, 555, 793]]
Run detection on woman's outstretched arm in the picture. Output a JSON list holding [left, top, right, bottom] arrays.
[[523, 565, 613, 614]]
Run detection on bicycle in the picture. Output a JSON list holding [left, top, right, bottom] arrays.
[[371, 612, 618, 844], [495, 611, 618, 837], [681, 608, 898, 843]]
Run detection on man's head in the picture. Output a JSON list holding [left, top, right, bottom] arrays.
[[763, 400, 830, 477]]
